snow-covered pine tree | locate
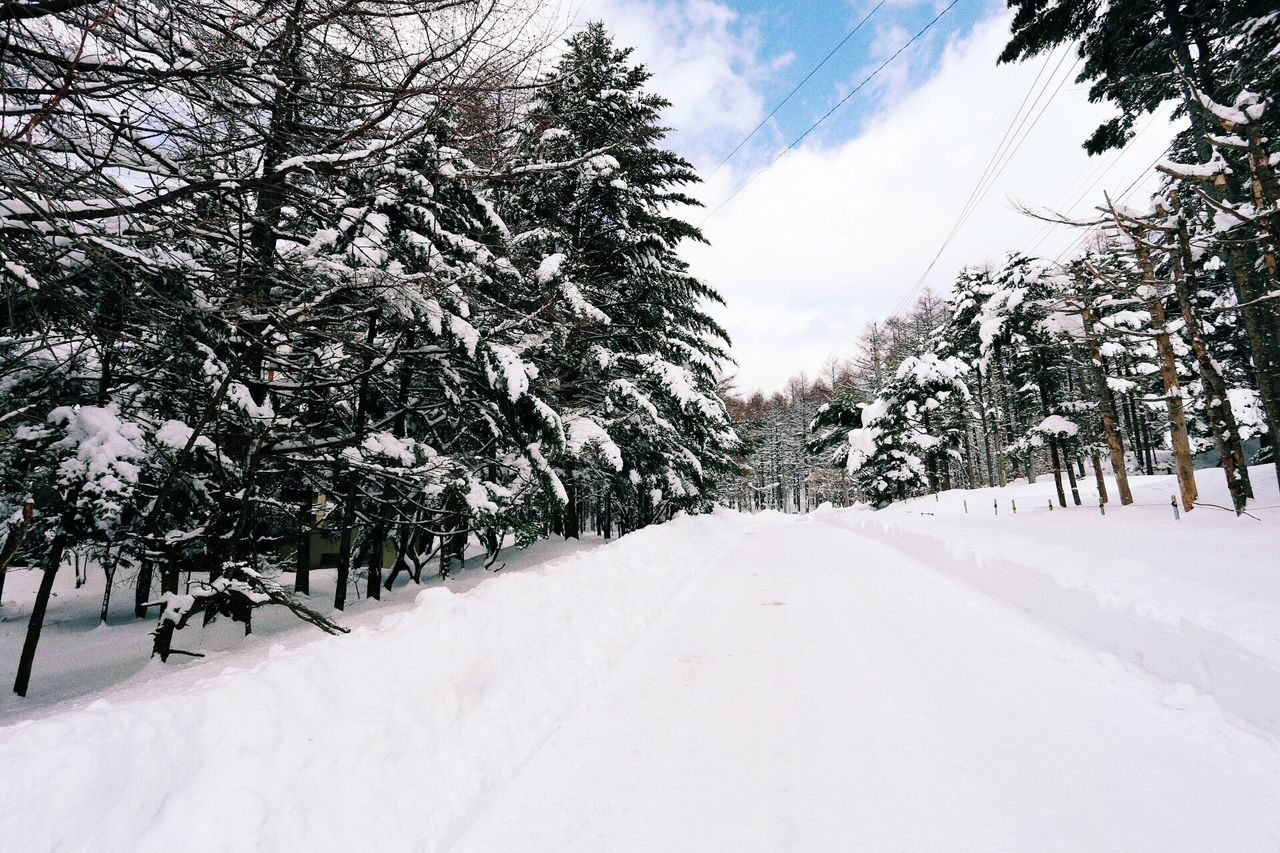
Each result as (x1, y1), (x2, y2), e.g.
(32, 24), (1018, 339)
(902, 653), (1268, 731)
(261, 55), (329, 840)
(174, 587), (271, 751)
(1002, 0), (1280, 487)
(499, 22), (738, 537)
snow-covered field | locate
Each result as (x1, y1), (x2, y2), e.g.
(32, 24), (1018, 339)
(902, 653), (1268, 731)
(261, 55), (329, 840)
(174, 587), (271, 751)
(1, 467), (1278, 851)
(818, 464), (1280, 735)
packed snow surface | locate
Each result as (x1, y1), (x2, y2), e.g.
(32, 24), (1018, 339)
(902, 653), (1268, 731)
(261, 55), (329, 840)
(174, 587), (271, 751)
(2, 467), (1279, 851)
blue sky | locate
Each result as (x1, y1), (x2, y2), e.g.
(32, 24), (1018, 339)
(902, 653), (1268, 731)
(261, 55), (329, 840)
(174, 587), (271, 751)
(566, 0), (1176, 394)
(702, 0), (1000, 162)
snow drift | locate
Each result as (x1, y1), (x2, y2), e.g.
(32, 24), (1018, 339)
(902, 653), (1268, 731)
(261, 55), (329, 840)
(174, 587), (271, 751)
(0, 512), (743, 853)
(813, 466), (1280, 736)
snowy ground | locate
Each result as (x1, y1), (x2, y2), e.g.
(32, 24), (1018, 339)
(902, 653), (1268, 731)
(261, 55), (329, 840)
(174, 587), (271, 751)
(0, 534), (605, 721)
(2, 468), (1278, 851)
(819, 464), (1280, 735)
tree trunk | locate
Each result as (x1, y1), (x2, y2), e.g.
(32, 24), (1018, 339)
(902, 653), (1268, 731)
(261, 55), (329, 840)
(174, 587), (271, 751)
(295, 490), (312, 595)
(384, 519), (415, 590)
(134, 555), (154, 619)
(334, 315), (378, 609)
(1064, 450), (1081, 505)
(1079, 308), (1133, 504)
(562, 460), (580, 540)
(1047, 437), (1068, 507)
(985, 370), (1008, 486)
(13, 524), (69, 697)
(1241, 123), (1280, 336)
(974, 372), (995, 486)
(1171, 208), (1250, 512)
(98, 549), (117, 624)
(366, 521), (385, 601)
(1033, 354), (1066, 505)
(1133, 238), (1197, 511)
(1223, 245), (1280, 487)
(603, 490), (612, 540)
(962, 425), (976, 488)
(334, 471), (357, 611)
(1091, 453), (1109, 504)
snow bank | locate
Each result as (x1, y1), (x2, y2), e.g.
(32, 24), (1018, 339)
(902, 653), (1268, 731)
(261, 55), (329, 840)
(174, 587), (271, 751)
(814, 467), (1280, 736)
(0, 512), (744, 853)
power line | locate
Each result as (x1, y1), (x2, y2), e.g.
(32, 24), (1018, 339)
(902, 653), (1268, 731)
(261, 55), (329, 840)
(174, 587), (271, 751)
(1015, 143), (1126, 249)
(889, 42), (1079, 317)
(698, 0), (964, 227)
(707, 0), (888, 179)
(956, 56), (1081, 237)
(1019, 112), (1161, 256)
(941, 45), (1072, 253)
(1049, 148), (1168, 265)
(891, 50), (1077, 316)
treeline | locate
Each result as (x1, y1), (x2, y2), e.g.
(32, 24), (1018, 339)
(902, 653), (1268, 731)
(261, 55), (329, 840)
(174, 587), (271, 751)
(0, 6), (736, 695)
(736, 0), (1279, 514)
(720, 294), (950, 512)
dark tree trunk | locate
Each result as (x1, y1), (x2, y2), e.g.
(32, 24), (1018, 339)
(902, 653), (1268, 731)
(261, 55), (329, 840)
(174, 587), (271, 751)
(1224, 248), (1280, 489)
(98, 550), (117, 624)
(366, 522), (385, 601)
(13, 524), (69, 697)
(334, 315), (378, 610)
(160, 549), (180, 595)
(384, 520), (416, 590)
(295, 490), (312, 595)
(1048, 438), (1068, 508)
(603, 490), (612, 540)
(1064, 451), (1081, 506)
(334, 472), (357, 611)
(1091, 453), (1109, 504)
(1084, 349), (1132, 504)
(562, 461), (580, 540)
(134, 556), (154, 619)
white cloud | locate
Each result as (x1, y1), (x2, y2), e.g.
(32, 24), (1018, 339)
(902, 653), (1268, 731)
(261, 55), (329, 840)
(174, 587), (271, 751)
(680, 11), (1177, 394)
(568, 0), (774, 165)
(547, 3), (1174, 396)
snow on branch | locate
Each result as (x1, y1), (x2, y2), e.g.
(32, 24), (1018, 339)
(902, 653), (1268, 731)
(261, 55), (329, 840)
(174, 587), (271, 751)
(148, 563), (347, 661)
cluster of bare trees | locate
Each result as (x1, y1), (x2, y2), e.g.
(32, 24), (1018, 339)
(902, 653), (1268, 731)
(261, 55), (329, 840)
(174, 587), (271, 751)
(720, 376), (831, 513)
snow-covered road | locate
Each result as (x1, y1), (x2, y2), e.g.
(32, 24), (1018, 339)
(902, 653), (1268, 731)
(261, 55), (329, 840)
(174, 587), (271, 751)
(3, 508), (1278, 852)
(454, 515), (1280, 852)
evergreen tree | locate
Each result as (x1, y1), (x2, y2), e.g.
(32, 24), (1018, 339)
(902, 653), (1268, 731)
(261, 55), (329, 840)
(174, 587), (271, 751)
(500, 22), (738, 536)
